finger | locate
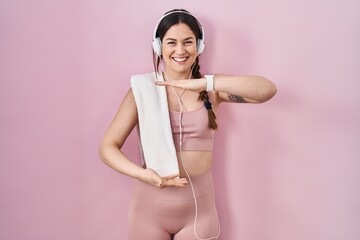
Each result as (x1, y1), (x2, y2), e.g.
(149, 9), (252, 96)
(165, 178), (188, 187)
(175, 177), (188, 182)
(155, 81), (186, 89)
(173, 180), (188, 187)
(155, 81), (168, 86)
(153, 179), (163, 188)
(164, 174), (180, 180)
(149, 174), (163, 187)
(180, 178), (189, 183)
(155, 81), (175, 86)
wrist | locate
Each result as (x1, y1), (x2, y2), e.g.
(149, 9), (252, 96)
(202, 77), (207, 91)
(135, 167), (148, 182)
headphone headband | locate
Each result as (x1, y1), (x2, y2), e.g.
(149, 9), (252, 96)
(152, 10), (205, 56)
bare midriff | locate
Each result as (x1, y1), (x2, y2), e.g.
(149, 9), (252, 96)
(176, 151), (213, 178)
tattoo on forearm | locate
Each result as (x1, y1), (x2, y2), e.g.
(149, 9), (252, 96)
(228, 94), (247, 103)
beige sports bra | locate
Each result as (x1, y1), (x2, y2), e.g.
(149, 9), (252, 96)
(169, 103), (214, 151)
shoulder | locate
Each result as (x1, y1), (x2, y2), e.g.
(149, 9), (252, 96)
(131, 72), (157, 83)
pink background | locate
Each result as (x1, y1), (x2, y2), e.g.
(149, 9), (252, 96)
(1, 0), (359, 239)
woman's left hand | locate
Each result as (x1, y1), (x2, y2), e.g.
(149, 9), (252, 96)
(155, 78), (206, 92)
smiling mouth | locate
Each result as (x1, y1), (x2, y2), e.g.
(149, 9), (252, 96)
(172, 57), (189, 62)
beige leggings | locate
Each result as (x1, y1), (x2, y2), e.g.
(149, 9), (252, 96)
(127, 169), (220, 240)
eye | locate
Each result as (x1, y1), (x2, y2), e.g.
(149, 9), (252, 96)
(184, 41), (193, 46)
(167, 41), (176, 46)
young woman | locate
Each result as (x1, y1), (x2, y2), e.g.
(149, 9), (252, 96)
(99, 9), (276, 240)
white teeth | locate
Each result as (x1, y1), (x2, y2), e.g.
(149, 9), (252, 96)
(173, 57), (187, 62)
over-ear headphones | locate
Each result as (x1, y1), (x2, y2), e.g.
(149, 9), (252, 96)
(152, 10), (205, 57)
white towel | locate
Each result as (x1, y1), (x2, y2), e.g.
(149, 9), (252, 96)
(130, 72), (179, 177)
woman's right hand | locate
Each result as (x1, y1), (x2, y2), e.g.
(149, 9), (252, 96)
(141, 168), (188, 188)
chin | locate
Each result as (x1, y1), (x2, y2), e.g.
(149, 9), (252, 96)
(170, 62), (195, 72)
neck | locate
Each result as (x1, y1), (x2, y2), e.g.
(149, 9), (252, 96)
(163, 69), (192, 81)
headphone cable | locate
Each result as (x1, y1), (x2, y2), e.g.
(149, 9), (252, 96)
(165, 70), (221, 240)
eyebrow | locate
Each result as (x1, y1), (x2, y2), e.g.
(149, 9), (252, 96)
(165, 37), (195, 41)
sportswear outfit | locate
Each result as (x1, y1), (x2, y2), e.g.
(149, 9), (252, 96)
(128, 74), (220, 240)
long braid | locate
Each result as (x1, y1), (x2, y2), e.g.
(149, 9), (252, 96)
(192, 57), (218, 130)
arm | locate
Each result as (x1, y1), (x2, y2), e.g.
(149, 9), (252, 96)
(213, 74), (277, 104)
(98, 88), (187, 188)
(154, 74), (277, 104)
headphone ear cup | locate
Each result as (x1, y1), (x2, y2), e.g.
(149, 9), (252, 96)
(152, 37), (162, 56)
(197, 39), (205, 55)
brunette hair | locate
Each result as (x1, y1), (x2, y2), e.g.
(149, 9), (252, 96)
(153, 9), (218, 130)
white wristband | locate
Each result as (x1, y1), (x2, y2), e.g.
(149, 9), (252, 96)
(204, 75), (214, 91)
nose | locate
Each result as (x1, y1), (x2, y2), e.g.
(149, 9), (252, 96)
(175, 43), (186, 55)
